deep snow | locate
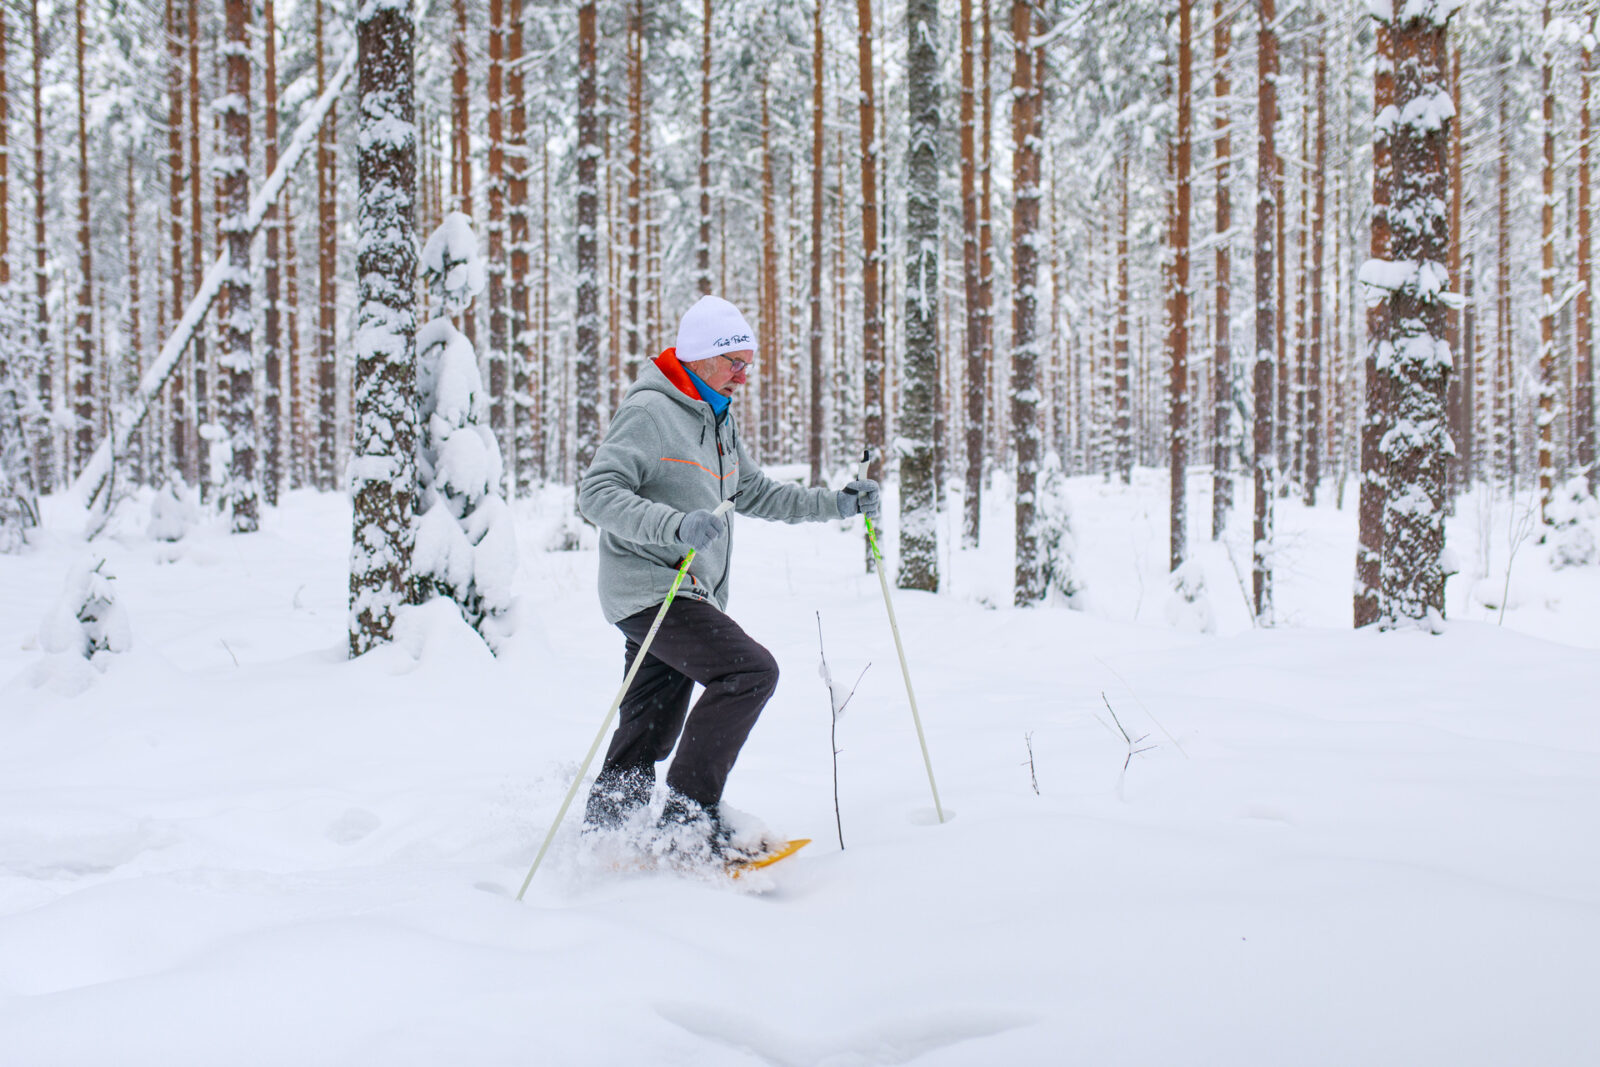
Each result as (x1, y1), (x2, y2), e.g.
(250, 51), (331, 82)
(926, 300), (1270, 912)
(2, 470), (1597, 1065)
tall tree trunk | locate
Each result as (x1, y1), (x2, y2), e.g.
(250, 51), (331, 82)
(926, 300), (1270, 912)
(759, 76), (778, 459)
(1496, 82), (1513, 488)
(1115, 157), (1132, 484)
(167, 0), (188, 486)
(978, 0), (995, 475)
(625, 0), (644, 393)
(73, 0), (94, 477)
(1355, 20), (1394, 627)
(1580, 4), (1597, 496)
(487, 0), (509, 479)
(1170, 0), (1192, 574)
(574, 1), (600, 484)
(126, 153), (143, 483)
(286, 191), (303, 489)
(1539, 0), (1557, 518)
(808, 0), (826, 487)
(188, 0), (207, 493)
(858, 0), (883, 494)
(0, 4), (37, 544)
(451, 0), (473, 349)
(1305, 16), (1327, 508)
(29, 0), (49, 492)
(263, 0), (282, 506)
(220, 0), (256, 532)
(1377, 2), (1457, 628)
(902, 0), (941, 593)
(349, 0), (417, 656)
(508, 0), (533, 498)
(316, 0), (338, 491)
(1253, 0), (1278, 624)
(1445, 39), (1463, 501)
(1010, 0), (1043, 603)
(697, 0), (713, 295)
(1212, 0), (1232, 540)
(959, 0), (983, 547)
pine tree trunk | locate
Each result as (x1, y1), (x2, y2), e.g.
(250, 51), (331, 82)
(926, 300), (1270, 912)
(1170, 0), (1192, 574)
(219, 0), (256, 532)
(1253, 0), (1278, 624)
(1010, 1), (1044, 603)
(857, 0), (883, 493)
(697, 0), (713, 295)
(808, 0), (826, 487)
(759, 76), (777, 459)
(349, 0), (417, 657)
(1115, 157), (1132, 484)
(1212, 0), (1232, 540)
(1355, 20), (1393, 627)
(1580, 6), (1597, 496)
(1377, 2), (1457, 628)
(625, 0), (644, 393)
(959, 0), (983, 547)
(262, 0), (281, 507)
(978, 0), (995, 477)
(574, 1), (600, 485)
(188, 0), (207, 492)
(451, 0), (473, 349)
(73, 0), (93, 477)
(487, 0), (509, 482)
(1444, 41), (1462, 501)
(127, 152), (145, 484)
(316, 0), (338, 491)
(1305, 17), (1327, 508)
(167, 0), (188, 486)
(507, 0), (534, 498)
(29, 0), (49, 493)
(1538, 0), (1557, 518)
(901, 0), (941, 593)
(286, 191), (303, 489)
(1496, 81), (1513, 489)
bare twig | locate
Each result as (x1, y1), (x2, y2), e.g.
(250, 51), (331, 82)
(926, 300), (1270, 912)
(818, 612), (870, 851)
(1023, 732), (1040, 795)
(1102, 692), (1156, 772)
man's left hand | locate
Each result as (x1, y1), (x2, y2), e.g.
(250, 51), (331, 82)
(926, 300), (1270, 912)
(837, 479), (881, 520)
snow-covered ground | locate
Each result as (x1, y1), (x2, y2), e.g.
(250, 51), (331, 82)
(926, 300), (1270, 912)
(2, 472), (1597, 1065)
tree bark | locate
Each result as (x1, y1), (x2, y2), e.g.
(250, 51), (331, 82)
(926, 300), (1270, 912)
(29, 0), (49, 492)
(508, 0), (533, 498)
(1355, 19), (1393, 627)
(1538, 0), (1557, 518)
(1580, 5), (1597, 496)
(316, 0), (339, 491)
(809, 0), (826, 487)
(1376, 2), (1457, 628)
(1306, 16), (1327, 508)
(1212, 0), (1232, 540)
(349, 0), (417, 657)
(487, 0), (509, 482)
(1115, 156), (1132, 484)
(188, 0), (207, 492)
(901, 0), (941, 593)
(167, 0), (188, 486)
(1253, 0), (1278, 624)
(220, 0), (256, 532)
(857, 0), (883, 495)
(574, 1), (600, 484)
(74, 0), (94, 477)
(1010, 0), (1042, 604)
(451, 0), (473, 349)
(697, 0), (713, 295)
(1170, 0), (1192, 574)
(263, 0), (282, 506)
(959, 0), (983, 547)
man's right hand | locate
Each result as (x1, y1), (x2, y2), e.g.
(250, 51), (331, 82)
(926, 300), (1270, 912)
(676, 508), (726, 551)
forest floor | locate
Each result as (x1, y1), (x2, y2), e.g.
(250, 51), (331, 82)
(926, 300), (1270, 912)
(1, 471), (1596, 1065)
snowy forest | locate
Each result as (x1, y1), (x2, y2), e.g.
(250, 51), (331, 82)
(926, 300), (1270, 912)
(2, 2), (1599, 1061)
(0, 0), (1594, 645)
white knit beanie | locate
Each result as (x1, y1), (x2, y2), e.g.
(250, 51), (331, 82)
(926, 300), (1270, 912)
(674, 295), (757, 365)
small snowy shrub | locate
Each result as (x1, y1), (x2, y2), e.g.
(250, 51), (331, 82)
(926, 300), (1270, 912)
(40, 556), (131, 663)
(1164, 559), (1216, 634)
(147, 482), (198, 542)
(1037, 455), (1087, 609)
(414, 214), (518, 652)
(1544, 478), (1599, 570)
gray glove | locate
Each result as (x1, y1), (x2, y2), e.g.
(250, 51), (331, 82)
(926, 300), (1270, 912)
(676, 508), (726, 551)
(836, 479), (881, 519)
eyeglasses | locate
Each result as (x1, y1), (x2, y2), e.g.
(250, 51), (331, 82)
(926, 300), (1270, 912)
(719, 354), (754, 373)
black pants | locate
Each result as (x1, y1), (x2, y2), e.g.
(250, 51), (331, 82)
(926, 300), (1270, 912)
(584, 598), (779, 825)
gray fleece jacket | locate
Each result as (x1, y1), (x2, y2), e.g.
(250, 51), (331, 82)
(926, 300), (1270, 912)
(577, 353), (844, 624)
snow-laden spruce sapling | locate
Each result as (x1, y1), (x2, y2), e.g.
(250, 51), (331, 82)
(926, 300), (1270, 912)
(413, 213), (518, 652)
(1036, 454), (1087, 610)
(817, 612), (869, 850)
(40, 556), (131, 666)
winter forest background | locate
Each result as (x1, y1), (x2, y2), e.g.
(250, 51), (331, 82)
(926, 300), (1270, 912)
(0, 0), (1597, 641)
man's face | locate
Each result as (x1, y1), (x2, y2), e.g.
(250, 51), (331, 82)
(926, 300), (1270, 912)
(688, 349), (753, 397)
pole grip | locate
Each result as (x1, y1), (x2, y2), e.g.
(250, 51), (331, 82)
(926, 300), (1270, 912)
(712, 498), (736, 518)
(858, 448), (872, 483)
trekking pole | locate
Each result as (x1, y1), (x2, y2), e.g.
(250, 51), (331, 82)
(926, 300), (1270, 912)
(516, 497), (737, 901)
(858, 450), (946, 824)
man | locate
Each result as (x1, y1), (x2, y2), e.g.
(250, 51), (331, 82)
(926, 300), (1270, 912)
(577, 294), (880, 860)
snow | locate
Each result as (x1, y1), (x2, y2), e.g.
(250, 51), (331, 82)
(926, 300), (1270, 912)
(2, 472), (1598, 1064)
